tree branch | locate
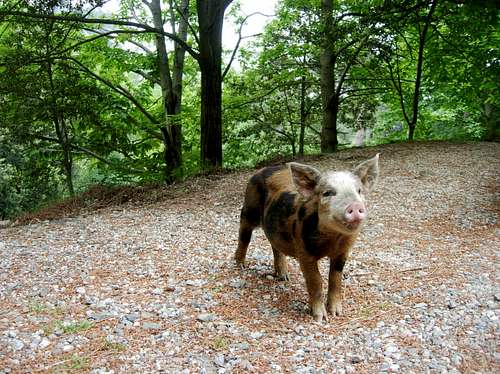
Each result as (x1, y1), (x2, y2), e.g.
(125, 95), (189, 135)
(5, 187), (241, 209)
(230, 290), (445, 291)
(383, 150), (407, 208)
(174, 1), (200, 48)
(63, 57), (163, 140)
(306, 123), (321, 136)
(58, 28), (151, 56)
(0, 10), (201, 60)
(133, 69), (160, 85)
(223, 81), (298, 112)
(334, 33), (370, 102)
(33, 134), (145, 173)
(222, 12), (271, 81)
(339, 88), (390, 104)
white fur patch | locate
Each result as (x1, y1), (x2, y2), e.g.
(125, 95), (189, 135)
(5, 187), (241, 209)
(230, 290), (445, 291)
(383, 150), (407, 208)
(324, 171), (360, 195)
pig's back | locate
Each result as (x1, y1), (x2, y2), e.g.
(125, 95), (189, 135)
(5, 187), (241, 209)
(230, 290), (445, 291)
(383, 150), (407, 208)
(254, 165), (294, 196)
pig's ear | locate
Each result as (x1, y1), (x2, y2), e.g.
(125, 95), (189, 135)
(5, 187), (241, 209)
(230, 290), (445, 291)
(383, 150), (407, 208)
(353, 153), (379, 192)
(288, 162), (321, 198)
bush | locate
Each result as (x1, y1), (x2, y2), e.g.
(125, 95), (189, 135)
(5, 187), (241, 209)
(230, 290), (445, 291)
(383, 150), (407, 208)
(0, 160), (22, 219)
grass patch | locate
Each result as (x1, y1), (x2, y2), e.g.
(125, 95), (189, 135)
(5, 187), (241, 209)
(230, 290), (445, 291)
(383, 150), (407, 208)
(28, 299), (67, 318)
(49, 306), (67, 318)
(211, 286), (223, 294)
(29, 300), (47, 315)
(55, 354), (90, 372)
(59, 320), (93, 334)
(212, 336), (229, 350)
(100, 338), (127, 352)
(43, 320), (93, 336)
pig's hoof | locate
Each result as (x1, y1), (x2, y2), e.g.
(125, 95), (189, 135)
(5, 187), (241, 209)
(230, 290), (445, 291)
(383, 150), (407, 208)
(311, 302), (329, 323)
(327, 301), (343, 316)
(235, 260), (246, 270)
(275, 273), (290, 282)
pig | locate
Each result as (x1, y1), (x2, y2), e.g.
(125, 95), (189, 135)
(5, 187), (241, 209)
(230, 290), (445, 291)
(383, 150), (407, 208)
(234, 154), (379, 322)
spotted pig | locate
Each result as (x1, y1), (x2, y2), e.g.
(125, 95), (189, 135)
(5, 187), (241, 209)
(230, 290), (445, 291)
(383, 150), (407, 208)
(235, 155), (380, 322)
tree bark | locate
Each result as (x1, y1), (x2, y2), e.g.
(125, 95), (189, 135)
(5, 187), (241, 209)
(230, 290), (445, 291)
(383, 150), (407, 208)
(197, 0), (232, 169)
(408, 0), (438, 141)
(46, 38), (74, 195)
(320, 0), (338, 153)
(299, 72), (306, 156)
(149, 0), (188, 182)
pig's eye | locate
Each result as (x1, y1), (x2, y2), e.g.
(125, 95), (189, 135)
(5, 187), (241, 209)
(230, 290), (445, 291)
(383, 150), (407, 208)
(358, 188), (362, 194)
(323, 190), (336, 197)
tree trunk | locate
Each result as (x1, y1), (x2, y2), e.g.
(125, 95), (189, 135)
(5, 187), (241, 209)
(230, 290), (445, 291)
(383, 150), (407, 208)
(407, 0), (438, 141)
(299, 72), (306, 156)
(60, 121), (74, 196)
(150, 0), (187, 182)
(197, 0), (232, 169)
(43, 17), (74, 195)
(481, 102), (500, 141)
(199, 62), (223, 168)
(320, 0), (338, 153)
(172, 0), (189, 106)
(321, 95), (339, 153)
(408, 122), (415, 141)
(46, 56), (74, 195)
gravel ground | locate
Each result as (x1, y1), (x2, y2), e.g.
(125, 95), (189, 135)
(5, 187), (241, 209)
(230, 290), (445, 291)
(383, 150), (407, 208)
(1, 141), (499, 373)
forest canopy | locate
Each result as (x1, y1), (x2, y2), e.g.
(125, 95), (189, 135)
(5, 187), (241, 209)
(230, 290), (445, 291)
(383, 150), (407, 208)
(0, 0), (499, 219)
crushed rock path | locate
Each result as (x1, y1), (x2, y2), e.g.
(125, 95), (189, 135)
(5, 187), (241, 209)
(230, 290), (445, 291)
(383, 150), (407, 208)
(1, 142), (499, 373)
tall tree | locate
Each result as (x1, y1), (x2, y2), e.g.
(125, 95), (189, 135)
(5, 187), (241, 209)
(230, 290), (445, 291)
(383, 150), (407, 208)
(1, 0), (235, 172)
(0, 3), (141, 195)
(197, 0), (232, 168)
(222, 0), (322, 162)
(319, 0), (373, 152)
(379, 0), (439, 141)
(145, 0), (189, 181)
(319, 0), (336, 152)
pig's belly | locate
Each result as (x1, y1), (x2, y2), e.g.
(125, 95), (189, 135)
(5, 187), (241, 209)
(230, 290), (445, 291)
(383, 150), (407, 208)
(264, 230), (299, 258)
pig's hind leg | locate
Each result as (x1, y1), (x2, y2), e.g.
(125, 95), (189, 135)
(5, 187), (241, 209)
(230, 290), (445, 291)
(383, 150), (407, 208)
(272, 247), (289, 281)
(235, 204), (260, 268)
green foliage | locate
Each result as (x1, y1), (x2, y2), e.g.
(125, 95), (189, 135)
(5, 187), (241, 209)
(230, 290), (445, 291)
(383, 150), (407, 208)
(1, 0), (498, 218)
(369, 0), (500, 143)
(222, 0), (324, 165)
(0, 161), (22, 219)
(0, 130), (62, 219)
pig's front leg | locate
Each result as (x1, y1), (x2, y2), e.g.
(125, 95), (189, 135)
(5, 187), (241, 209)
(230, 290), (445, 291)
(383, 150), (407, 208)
(327, 257), (346, 316)
(299, 258), (328, 322)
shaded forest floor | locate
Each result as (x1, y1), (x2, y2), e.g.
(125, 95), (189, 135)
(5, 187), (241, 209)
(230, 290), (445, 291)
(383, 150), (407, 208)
(1, 141), (499, 373)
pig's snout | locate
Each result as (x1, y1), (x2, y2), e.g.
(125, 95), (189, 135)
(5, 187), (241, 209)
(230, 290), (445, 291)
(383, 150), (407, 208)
(345, 202), (366, 223)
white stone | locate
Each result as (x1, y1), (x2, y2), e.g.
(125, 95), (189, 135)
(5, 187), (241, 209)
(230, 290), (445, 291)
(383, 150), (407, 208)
(76, 286), (86, 294)
(38, 338), (50, 349)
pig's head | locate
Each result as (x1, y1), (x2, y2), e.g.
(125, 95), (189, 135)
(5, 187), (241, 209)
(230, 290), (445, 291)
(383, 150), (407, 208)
(288, 154), (379, 235)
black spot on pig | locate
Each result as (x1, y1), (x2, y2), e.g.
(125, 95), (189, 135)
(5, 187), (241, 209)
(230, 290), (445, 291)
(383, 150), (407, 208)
(280, 231), (292, 242)
(302, 212), (327, 257)
(239, 227), (253, 245)
(241, 207), (260, 227)
(333, 258), (346, 272)
(261, 165), (285, 180)
(264, 192), (296, 237)
(247, 174), (269, 218)
(298, 206), (306, 221)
